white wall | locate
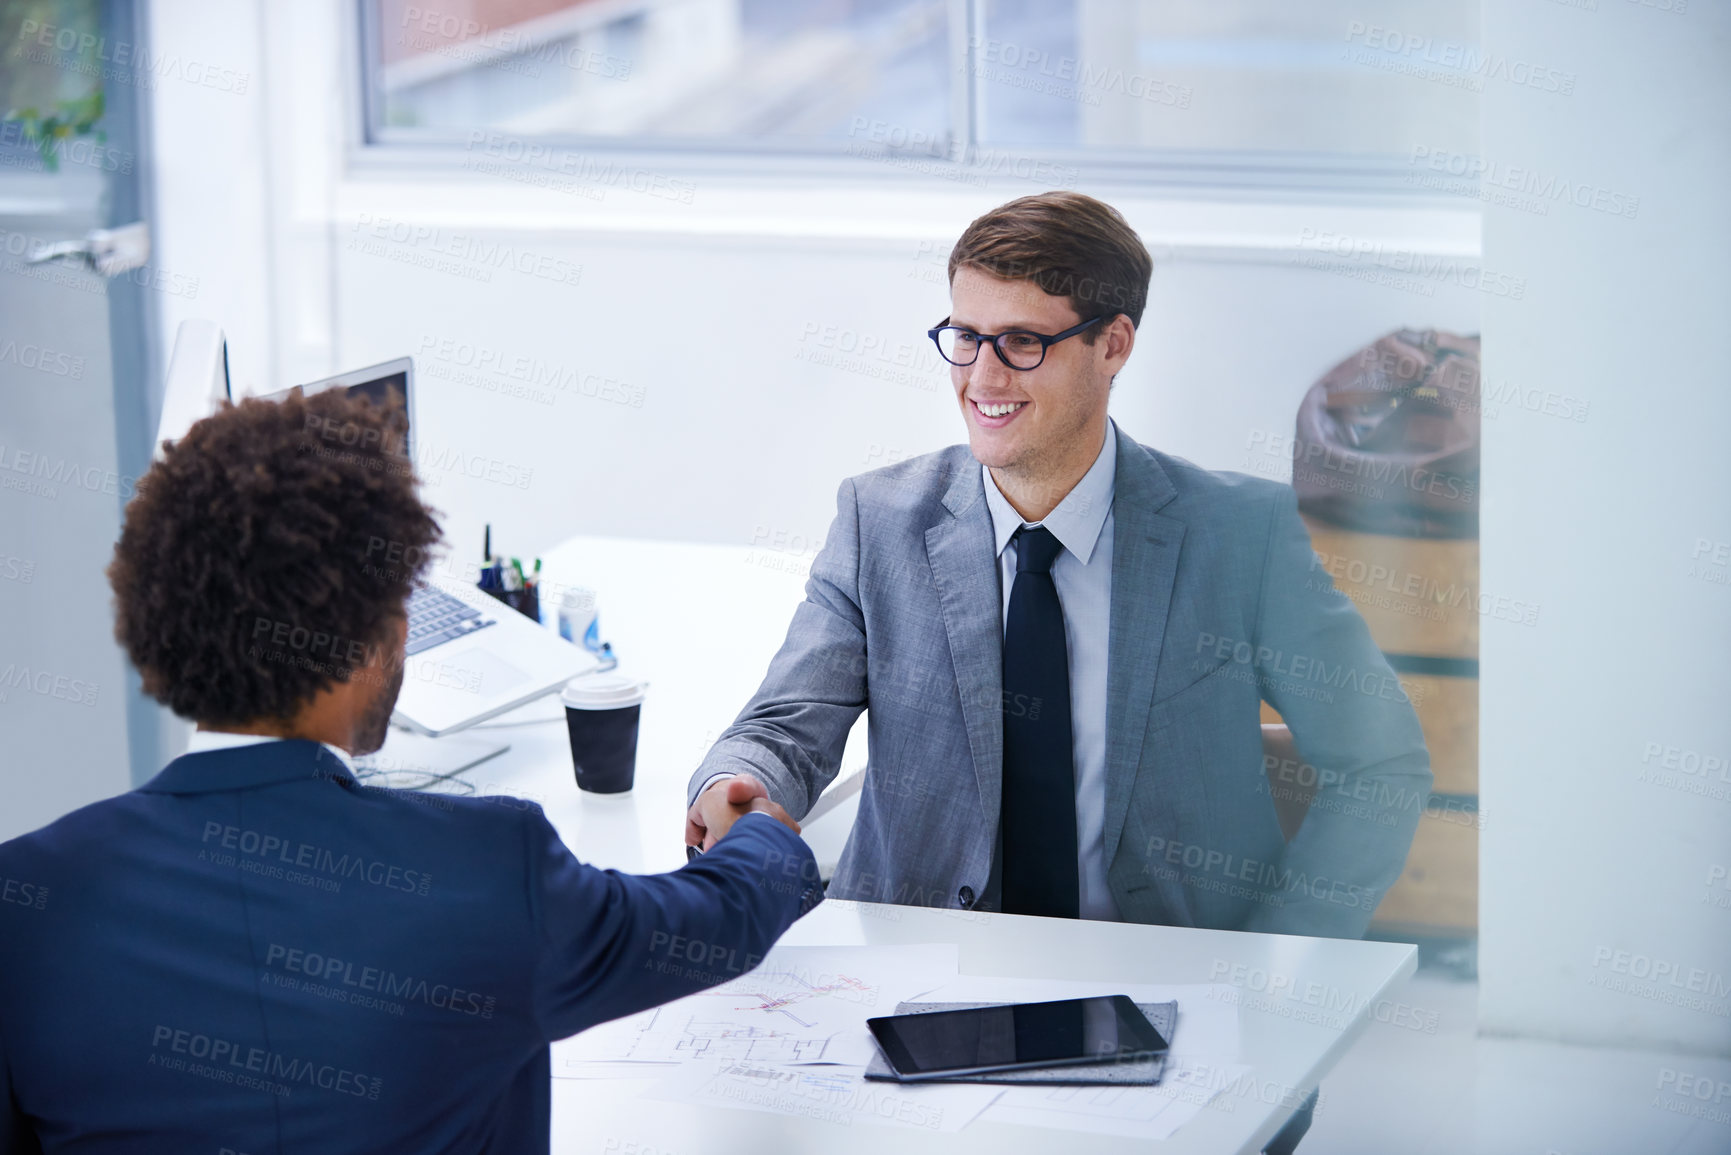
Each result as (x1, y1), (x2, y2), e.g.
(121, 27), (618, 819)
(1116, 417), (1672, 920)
(1478, 0), (1731, 1056)
(146, 0), (277, 400)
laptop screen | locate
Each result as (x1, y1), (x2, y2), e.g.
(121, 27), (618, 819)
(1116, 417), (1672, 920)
(260, 358), (413, 459)
(335, 370), (408, 423)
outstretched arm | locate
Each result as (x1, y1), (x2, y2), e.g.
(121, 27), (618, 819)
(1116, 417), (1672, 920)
(533, 807), (821, 1042)
(685, 478), (870, 843)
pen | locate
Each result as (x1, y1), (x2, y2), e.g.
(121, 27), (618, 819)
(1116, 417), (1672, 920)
(479, 524), (495, 589)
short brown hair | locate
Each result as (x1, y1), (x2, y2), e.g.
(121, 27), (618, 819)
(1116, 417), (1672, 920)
(108, 388), (441, 726)
(948, 192), (1153, 334)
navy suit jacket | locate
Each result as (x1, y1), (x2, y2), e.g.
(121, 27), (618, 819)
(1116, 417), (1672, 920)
(0, 740), (819, 1153)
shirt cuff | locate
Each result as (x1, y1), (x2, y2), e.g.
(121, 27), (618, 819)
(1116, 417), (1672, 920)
(693, 771), (736, 803)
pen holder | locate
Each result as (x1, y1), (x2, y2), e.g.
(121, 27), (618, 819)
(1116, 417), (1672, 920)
(479, 582), (539, 623)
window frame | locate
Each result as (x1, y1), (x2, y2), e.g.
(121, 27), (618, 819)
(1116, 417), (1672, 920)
(353, 0), (1480, 205)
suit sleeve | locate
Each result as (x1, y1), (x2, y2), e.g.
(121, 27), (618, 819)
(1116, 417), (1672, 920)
(686, 478), (869, 818)
(530, 809), (822, 1042)
(1244, 486), (1433, 938)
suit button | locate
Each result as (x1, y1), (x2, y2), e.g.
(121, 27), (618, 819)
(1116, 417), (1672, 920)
(958, 886), (976, 909)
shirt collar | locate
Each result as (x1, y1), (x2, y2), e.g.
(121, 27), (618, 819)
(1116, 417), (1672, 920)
(982, 419), (1118, 566)
(139, 732), (357, 795)
(185, 729), (357, 774)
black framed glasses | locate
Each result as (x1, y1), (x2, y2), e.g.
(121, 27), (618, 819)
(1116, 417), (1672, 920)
(927, 315), (1105, 371)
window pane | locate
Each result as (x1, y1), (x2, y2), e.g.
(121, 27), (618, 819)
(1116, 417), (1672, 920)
(977, 0), (1478, 159)
(373, 0), (951, 151)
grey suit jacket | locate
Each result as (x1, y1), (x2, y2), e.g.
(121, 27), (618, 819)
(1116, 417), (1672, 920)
(690, 426), (1432, 938)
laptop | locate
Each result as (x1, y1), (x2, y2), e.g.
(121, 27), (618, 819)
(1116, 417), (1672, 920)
(261, 357), (596, 736)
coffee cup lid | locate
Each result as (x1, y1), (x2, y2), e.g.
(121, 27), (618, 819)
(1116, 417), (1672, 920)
(561, 671), (648, 710)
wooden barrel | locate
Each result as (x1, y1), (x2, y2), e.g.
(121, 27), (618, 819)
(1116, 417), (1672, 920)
(1262, 515), (1479, 936)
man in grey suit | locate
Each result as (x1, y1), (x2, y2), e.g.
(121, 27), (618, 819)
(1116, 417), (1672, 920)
(686, 191), (1430, 943)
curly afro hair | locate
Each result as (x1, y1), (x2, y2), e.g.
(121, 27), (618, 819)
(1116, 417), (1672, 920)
(109, 387), (442, 727)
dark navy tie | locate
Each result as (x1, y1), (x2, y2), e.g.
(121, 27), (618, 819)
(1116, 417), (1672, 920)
(1000, 525), (1079, 919)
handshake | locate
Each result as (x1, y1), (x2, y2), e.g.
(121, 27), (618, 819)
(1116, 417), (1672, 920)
(683, 773), (801, 852)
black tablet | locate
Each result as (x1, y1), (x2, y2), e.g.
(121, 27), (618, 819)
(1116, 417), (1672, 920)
(867, 994), (1168, 1081)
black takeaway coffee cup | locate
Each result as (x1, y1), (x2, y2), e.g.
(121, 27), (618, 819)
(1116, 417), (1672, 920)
(560, 673), (648, 794)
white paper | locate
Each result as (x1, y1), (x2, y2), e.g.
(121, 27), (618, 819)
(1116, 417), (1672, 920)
(647, 1060), (1002, 1133)
(555, 955), (1257, 1139)
(554, 944), (959, 1074)
(982, 1058), (1255, 1141)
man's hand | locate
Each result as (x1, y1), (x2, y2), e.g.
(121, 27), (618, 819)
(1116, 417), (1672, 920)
(685, 773), (800, 851)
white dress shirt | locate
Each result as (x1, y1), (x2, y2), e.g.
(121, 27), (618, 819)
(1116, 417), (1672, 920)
(183, 729), (357, 774)
(982, 421), (1120, 921)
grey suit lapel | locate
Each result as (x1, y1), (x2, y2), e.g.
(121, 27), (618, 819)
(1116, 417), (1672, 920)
(925, 463), (1004, 833)
(1104, 431), (1186, 863)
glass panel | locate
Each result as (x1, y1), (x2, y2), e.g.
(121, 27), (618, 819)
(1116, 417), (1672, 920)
(977, 0), (1479, 159)
(372, 0), (951, 151)
(2, 0), (149, 822)
(2, 0), (105, 171)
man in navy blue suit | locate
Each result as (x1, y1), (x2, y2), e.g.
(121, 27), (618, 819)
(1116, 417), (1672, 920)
(0, 388), (819, 1153)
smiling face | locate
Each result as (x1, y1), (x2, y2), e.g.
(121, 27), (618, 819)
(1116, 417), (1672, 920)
(948, 266), (1133, 487)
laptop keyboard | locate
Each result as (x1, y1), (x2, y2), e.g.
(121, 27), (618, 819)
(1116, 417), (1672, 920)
(405, 585), (497, 656)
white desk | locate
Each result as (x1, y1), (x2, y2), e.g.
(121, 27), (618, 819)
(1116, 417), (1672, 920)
(440, 536), (1418, 1153)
